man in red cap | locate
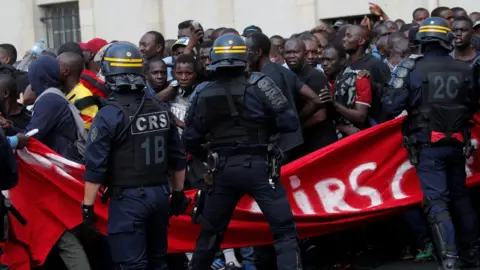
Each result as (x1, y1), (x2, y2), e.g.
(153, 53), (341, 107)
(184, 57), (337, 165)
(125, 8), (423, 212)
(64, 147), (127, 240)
(78, 38), (109, 98)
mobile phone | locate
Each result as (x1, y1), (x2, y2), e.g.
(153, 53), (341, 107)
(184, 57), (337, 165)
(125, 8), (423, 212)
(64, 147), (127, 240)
(191, 21), (204, 44)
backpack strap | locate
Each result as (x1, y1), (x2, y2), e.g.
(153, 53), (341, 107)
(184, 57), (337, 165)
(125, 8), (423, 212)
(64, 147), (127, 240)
(80, 73), (109, 96)
(74, 96), (106, 111)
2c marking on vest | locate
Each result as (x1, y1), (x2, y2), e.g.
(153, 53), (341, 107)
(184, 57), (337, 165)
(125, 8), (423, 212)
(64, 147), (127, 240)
(428, 72), (461, 102)
(130, 111), (170, 135)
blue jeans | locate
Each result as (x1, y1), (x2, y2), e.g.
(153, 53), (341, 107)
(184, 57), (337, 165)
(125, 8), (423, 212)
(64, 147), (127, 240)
(240, 247), (255, 265)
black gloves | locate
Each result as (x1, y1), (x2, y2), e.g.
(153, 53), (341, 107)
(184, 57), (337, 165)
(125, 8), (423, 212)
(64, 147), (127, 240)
(169, 191), (191, 217)
(80, 202), (98, 244)
(82, 203), (95, 227)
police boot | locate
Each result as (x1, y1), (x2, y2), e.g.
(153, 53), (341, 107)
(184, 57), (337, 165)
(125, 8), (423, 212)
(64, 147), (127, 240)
(457, 243), (480, 269)
(436, 253), (461, 270)
(225, 262), (243, 270)
(429, 220), (460, 270)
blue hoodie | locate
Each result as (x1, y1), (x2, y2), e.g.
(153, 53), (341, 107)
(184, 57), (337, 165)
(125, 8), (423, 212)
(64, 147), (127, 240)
(25, 56), (78, 155)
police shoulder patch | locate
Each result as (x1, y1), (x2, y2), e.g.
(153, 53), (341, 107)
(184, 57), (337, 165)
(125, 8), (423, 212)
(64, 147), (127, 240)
(130, 111), (170, 135)
(248, 72), (266, 85)
(89, 126), (98, 142)
(255, 76), (288, 110)
(398, 58), (416, 70)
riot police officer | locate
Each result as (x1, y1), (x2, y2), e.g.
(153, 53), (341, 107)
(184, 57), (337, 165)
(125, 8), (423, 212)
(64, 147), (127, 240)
(383, 17), (480, 270)
(1, 130), (28, 270)
(184, 34), (302, 270)
(81, 41), (189, 270)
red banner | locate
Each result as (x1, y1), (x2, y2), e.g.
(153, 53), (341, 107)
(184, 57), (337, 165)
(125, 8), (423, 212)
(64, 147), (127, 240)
(4, 117), (480, 269)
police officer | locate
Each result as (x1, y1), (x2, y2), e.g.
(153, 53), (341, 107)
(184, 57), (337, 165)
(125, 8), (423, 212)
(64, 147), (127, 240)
(383, 17), (480, 270)
(0, 130), (28, 270)
(184, 34), (301, 270)
(81, 41), (189, 270)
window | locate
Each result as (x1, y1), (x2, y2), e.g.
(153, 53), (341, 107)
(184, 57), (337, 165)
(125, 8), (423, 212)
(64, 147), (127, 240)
(41, 2), (81, 49)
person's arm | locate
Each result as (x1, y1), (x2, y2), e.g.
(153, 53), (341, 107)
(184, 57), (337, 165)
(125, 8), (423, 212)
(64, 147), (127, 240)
(299, 100), (315, 120)
(83, 106), (121, 205)
(6, 125), (25, 135)
(174, 116), (185, 129)
(155, 84), (176, 101)
(319, 77), (371, 124)
(335, 77), (371, 124)
(6, 134), (28, 149)
(303, 109), (327, 128)
(183, 88), (208, 159)
(370, 61), (392, 101)
(184, 28), (203, 56)
(302, 74), (329, 127)
(332, 100), (369, 124)
(298, 82), (323, 105)
(252, 77), (300, 133)
(165, 108), (187, 192)
(382, 72), (412, 121)
(25, 94), (65, 141)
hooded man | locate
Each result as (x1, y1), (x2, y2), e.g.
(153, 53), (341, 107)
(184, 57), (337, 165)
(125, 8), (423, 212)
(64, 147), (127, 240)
(25, 55), (85, 156)
(24, 55), (91, 269)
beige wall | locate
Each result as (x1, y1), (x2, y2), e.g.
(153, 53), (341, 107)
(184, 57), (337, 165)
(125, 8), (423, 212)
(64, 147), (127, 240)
(316, 0), (478, 22)
(0, 0), (478, 60)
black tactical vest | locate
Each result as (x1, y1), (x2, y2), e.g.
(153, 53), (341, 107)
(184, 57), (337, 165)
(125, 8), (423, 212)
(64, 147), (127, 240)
(107, 92), (170, 188)
(197, 76), (270, 149)
(408, 58), (472, 142)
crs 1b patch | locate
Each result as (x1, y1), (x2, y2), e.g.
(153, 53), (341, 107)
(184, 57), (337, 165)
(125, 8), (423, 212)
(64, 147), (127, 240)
(130, 111), (170, 135)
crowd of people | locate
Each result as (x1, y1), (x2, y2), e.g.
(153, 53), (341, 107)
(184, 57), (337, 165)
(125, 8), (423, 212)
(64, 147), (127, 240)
(0, 2), (480, 270)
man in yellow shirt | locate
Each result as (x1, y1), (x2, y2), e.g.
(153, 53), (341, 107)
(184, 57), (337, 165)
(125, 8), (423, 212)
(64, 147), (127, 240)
(58, 52), (99, 131)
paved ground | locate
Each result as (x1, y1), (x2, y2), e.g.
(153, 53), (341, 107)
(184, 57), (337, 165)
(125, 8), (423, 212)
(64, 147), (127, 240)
(375, 260), (480, 269)
(375, 261), (437, 270)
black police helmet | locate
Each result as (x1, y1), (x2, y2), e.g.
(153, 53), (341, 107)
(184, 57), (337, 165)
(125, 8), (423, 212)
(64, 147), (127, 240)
(416, 17), (454, 51)
(101, 41), (144, 78)
(101, 42), (146, 92)
(208, 34), (247, 71)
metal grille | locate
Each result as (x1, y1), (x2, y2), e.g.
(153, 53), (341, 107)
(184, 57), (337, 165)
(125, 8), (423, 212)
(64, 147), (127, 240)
(41, 2), (81, 49)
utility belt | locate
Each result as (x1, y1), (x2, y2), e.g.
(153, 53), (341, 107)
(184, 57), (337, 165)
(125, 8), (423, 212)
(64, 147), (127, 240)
(192, 145), (281, 225)
(0, 197), (27, 242)
(203, 146), (269, 186)
(99, 183), (166, 204)
(267, 143), (284, 188)
(403, 128), (475, 165)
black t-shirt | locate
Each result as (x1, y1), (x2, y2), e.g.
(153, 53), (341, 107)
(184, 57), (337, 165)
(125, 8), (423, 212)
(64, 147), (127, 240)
(465, 51), (480, 66)
(261, 62), (304, 152)
(6, 106), (31, 135)
(348, 54), (391, 123)
(292, 65), (337, 155)
(294, 65), (328, 109)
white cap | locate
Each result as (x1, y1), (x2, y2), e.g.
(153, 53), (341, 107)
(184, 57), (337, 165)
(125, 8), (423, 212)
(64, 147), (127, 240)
(474, 21), (480, 29)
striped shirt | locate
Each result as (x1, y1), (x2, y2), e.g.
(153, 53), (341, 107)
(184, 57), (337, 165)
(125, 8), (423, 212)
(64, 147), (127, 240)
(66, 83), (98, 131)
